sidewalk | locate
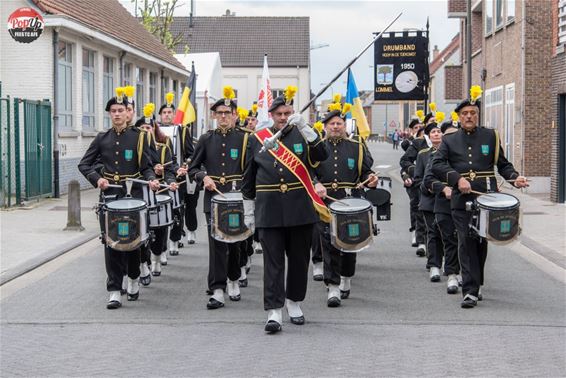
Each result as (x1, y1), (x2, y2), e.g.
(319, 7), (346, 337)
(0, 189), (101, 285)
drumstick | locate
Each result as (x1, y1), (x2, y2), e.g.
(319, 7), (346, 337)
(162, 161), (173, 167)
(325, 195), (350, 206)
(356, 171), (381, 189)
(213, 187), (227, 198)
(156, 180), (187, 194)
(106, 184), (123, 189)
(470, 190), (497, 197)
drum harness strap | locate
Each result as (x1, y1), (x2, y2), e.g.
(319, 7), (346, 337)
(256, 182), (304, 193)
(103, 171), (142, 183)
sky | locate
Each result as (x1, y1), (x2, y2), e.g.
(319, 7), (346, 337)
(124, 0), (460, 96)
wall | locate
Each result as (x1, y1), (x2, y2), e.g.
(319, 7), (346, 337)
(430, 47), (462, 114)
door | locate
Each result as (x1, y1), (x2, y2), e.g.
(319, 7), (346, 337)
(23, 99), (52, 199)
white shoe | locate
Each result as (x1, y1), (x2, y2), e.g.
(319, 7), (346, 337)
(416, 243), (426, 257)
(339, 276), (351, 299)
(313, 262), (323, 281)
(160, 252), (168, 265)
(245, 256), (252, 271)
(151, 253), (161, 276)
(140, 263), (150, 278)
(429, 267), (441, 282)
(121, 275), (128, 292)
(212, 288), (225, 303)
(411, 231), (417, 246)
(447, 274), (459, 294)
(240, 267), (247, 280)
(127, 277), (139, 300)
(227, 280), (241, 301)
(285, 299), (303, 318)
(188, 230), (196, 244)
(107, 291), (122, 309)
(253, 240), (262, 254)
(327, 284), (341, 307)
(169, 240), (179, 256)
(265, 308), (283, 332)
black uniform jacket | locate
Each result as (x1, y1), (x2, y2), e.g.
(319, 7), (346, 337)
(430, 127), (519, 210)
(400, 137), (429, 181)
(149, 137), (177, 184)
(78, 126), (156, 198)
(422, 150), (451, 215)
(315, 136), (374, 202)
(400, 135), (413, 152)
(241, 125), (329, 228)
(414, 147), (435, 212)
(188, 126), (250, 213)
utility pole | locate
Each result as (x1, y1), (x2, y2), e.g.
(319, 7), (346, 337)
(467, 0), (472, 89)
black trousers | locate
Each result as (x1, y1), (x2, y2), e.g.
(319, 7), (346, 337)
(169, 207), (184, 242)
(258, 224), (313, 310)
(105, 247), (140, 292)
(184, 191), (200, 232)
(452, 210), (488, 298)
(206, 214), (241, 290)
(150, 226), (168, 256)
(318, 222), (356, 286)
(422, 211), (444, 269)
(239, 235), (254, 268)
(436, 212), (460, 275)
(140, 244), (150, 264)
(311, 224), (323, 264)
(407, 187), (425, 243)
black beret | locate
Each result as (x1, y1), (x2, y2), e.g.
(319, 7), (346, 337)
(134, 116), (155, 128)
(268, 95), (293, 113)
(454, 99), (480, 113)
(408, 118), (420, 129)
(321, 110), (346, 124)
(424, 122), (440, 136)
(210, 98), (237, 112)
(416, 127), (425, 137)
(159, 103), (175, 114)
(105, 96), (130, 112)
(440, 120), (457, 134)
(423, 112), (434, 124)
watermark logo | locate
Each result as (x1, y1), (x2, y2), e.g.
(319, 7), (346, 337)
(7, 7), (44, 44)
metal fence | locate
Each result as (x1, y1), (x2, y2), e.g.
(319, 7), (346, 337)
(0, 83), (52, 207)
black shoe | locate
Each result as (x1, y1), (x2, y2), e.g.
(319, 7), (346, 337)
(447, 286), (458, 295)
(255, 248), (263, 255)
(239, 278), (248, 288)
(289, 316), (305, 325)
(430, 275), (441, 283)
(340, 290), (350, 299)
(151, 271), (161, 277)
(229, 294), (241, 301)
(127, 292), (139, 301)
(313, 274), (323, 282)
(178, 242), (184, 248)
(411, 241), (418, 247)
(161, 261), (167, 266)
(120, 289), (127, 295)
(478, 293), (483, 301)
(107, 300), (121, 309)
(327, 297), (341, 307)
(207, 298), (225, 310)
(461, 297), (478, 308)
(140, 275), (151, 286)
(264, 320), (282, 333)
(170, 249), (179, 256)
(416, 249), (426, 257)
(206, 289), (213, 295)
(245, 266), (251, 275)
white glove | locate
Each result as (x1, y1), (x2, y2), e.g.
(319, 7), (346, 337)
(243, 199), (255, 231)
(256, 118), (273, 131)
(288, 114), (317, 142)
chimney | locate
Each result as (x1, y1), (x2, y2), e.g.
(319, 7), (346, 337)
(433, 45), (440, 60)
(223, 9), (235, 17)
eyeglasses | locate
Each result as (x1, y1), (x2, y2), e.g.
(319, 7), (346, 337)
(215, 111), (232, 116)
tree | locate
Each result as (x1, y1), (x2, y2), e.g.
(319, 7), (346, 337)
(378, 65), (392, 83)
(134, 0), (188, 53)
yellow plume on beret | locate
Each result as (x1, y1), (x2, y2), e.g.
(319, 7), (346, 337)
(313, 121), (324, 133)
(143, 103), (155, 118)
(416, 110), (425, 122)
(332, 93), (342, 104)
(341, 103), (352, 116)
(328, 102), (342, 112)
(251, 103), (258, 114)
(284, 85), (298, 104)
(124, 85), (135, 99)
(238, 107), (248, 122)
(429, 102), (437, 113)
(470, 85), (483, 103)
(435, 111), (445, 123)
(165, 92), (175, 107)
(451, 111), (459, 122)
(115, 87), (125, 103)
(223, 86), (236, 100)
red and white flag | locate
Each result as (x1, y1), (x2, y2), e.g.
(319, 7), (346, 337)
(256, 54), (273, 129)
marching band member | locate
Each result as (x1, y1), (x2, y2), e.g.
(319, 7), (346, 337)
(136, 104), (180, 276)
(244, 104), (263, 256)
(241, 86), (329, 333)
(413, 114), (446, 283)
(431, 86), (528, 308)
(78, 88), (160, 309)
(313, 97), (377, 307)
(311, 121), (325, 282)
(400, 111), (428, 255)
(188, 86), (250, 309)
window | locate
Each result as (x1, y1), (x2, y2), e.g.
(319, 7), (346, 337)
(123, 63), (132, 86)
(82, 48), (96, 129)
(560, 0), (566, 45)
(149, 72), (157, 104)
(484, 86), (503, 138)
(507, 0), (515, 23)
(172, 80), (178, 98)
(504, 84), (515, 163)
(161, 76), (169, 98)
(271, 89), (284, 99)
(485, 0), (493, 35)
(495, 0), (504, 29)
(135, 67), (145, 117)
(57, 41), (73, 129)
(103, 57), (114, 129)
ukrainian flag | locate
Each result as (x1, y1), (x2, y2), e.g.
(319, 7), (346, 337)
(346, 68), (370, 139)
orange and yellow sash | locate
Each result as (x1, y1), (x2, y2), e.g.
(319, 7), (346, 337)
(254, 128), (331, 223)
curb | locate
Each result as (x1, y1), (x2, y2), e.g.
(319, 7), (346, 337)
(0, 232), (99, 286)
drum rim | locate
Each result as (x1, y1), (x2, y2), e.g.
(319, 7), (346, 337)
(329, 197), (372, 213)
(211, 192), (243, 202)
(476, 192), (520, 210)
(156, 194), (173, 204)
(105, 199), (147, 211)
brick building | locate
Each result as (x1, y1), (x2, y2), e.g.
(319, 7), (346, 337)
(448, 0), (556, 196)
(429, 34), (462, 114)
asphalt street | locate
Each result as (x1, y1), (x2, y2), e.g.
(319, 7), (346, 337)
(1, 141), (564, 377)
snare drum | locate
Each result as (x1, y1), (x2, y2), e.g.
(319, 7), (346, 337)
(104, 199), (149, 251)
(364, 176), (392, 221)
(329, 197), (374, 252)
(168, 189), (183, 209)
(211, 192), (253, 243)
(141, 184), (158, 208)
(149, 195), (174, 228)
(470, 192), (521, 243)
